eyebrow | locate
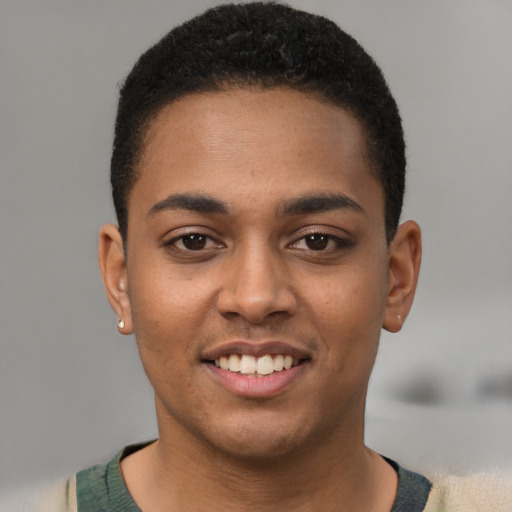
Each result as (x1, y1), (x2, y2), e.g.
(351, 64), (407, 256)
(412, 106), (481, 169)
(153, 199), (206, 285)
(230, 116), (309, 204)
(147, 192), (364, 218)
(280, 193), (364, 216)
(147, 193), (229, 217)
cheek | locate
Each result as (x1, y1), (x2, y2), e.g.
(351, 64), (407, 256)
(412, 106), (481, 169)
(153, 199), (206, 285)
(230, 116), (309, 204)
(305, 262), (388, 365)
(127, 264), (211, 359)
(129, 250), (211, 317)
(128, 279), (202, 400)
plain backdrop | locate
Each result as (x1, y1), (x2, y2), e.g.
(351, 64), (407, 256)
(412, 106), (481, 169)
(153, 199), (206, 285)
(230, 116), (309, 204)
(1, 0), (511, 492)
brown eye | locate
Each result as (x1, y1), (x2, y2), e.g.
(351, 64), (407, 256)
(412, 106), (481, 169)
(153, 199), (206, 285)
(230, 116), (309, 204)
(305, 234), (329, 250)
(181, 234), (207, 250)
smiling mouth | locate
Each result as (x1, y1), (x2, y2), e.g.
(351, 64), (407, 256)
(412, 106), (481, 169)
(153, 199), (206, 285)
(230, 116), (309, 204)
(210, 354), (302, 377)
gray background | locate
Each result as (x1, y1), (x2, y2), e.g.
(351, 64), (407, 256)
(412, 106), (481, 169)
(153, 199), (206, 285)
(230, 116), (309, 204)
(1, 0), (511, 492)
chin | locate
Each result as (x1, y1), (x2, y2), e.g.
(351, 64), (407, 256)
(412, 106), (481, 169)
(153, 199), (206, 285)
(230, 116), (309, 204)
(212, 434), (304, 464)
(202, 414), (315, 463)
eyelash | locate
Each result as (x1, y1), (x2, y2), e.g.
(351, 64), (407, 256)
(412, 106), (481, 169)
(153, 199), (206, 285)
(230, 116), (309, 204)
(289, 232), (352, 252)
(165, 233), (222, 252)
(164, 230), (352, 255)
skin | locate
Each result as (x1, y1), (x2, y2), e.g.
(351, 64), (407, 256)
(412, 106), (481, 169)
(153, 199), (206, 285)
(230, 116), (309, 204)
(99, 88), (421, 511)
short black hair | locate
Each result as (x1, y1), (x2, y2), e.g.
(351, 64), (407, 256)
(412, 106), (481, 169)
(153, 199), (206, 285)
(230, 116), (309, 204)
(111, 2), (405, 243)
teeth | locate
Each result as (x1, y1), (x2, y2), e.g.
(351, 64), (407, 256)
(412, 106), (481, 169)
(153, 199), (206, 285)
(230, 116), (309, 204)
(273, 354), (284, 371)
(228, 354), (241, 372)
(214, 354), (300, 376)
(240, 354), (257, 374)
(256, 354), (274, 375)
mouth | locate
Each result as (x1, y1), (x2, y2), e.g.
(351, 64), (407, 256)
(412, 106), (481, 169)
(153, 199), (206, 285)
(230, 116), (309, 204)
(211, 353), (301, 377)
(201, 342), (311, 397)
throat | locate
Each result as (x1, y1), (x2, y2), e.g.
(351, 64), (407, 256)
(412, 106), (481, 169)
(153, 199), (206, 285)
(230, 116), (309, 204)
(121, 437), (394, 512)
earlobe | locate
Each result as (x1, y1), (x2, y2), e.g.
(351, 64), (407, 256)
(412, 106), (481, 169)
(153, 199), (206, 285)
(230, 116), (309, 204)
(98, 224), (133, 335)
(382, 220), (422, 333)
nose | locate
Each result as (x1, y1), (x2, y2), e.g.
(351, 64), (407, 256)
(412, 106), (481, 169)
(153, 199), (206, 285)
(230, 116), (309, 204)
(216, 242), (298, 324)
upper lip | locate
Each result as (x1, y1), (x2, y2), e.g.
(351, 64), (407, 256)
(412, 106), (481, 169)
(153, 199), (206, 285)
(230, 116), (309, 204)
(201, 341), (312, 361)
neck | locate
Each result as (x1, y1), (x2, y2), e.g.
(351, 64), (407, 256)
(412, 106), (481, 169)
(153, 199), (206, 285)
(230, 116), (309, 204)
(121, 414), (397, 512)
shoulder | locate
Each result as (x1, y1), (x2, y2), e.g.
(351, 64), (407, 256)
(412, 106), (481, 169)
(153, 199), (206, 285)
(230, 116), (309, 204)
(424, 470), (512, 512)
(0, 476), (76, 512)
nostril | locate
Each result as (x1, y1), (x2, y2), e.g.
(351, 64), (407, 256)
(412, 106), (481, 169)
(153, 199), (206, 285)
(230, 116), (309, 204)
(217, 287), (298, 324)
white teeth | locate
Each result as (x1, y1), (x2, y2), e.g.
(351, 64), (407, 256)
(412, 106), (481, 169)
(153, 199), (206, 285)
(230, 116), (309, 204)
(214, 353), (301, 375)
(273, 354), (284, 371)
(256, 355), (274, 375)
(240, 354), (257, 374)
(228, 354), (241, 372)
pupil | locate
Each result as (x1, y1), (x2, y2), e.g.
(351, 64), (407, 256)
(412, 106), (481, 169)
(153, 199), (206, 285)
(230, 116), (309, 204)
(306, 234), (328, 250)
(183, 234), (206, 250)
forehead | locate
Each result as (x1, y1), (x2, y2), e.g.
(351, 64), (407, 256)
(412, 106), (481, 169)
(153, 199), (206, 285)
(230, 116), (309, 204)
(131, 87), (382, 222)
(142, 87), (368, 167)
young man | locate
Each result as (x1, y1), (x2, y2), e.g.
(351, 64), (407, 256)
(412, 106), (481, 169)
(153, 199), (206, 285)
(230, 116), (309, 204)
(89, 3), (427, 510)
(4, 3), (510, 511)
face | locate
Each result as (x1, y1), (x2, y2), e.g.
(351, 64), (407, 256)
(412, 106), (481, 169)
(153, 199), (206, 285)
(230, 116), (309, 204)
(103, 88), (410, 460)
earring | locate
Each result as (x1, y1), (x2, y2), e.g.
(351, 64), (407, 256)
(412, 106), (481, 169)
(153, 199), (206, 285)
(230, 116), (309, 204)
(397, 314), (402, 323)
(117, 319), (125, 331)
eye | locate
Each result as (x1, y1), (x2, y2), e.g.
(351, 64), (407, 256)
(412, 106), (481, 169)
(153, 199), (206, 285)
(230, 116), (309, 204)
(290, 232), (352, 252)
(180, 233), (208, 251)
(303, 233), (330, 251)
(167, 233), (221, 252)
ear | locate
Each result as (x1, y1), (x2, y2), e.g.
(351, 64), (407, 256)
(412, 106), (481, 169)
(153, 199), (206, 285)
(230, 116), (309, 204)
(382, 220), (422, 333)
(98, 224), (133, 335)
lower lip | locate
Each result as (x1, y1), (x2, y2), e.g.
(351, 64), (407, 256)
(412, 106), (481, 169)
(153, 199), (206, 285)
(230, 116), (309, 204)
(205, 362), (307, 398)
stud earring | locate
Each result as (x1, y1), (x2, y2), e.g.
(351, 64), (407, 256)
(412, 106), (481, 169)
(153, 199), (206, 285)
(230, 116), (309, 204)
(117, 319), (125, 331)
(397, 314), (402, 323)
